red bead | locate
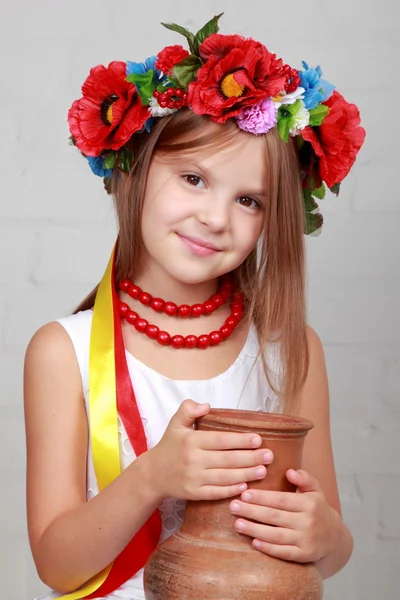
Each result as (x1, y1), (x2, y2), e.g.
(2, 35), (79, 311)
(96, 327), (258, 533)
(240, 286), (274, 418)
(175, 88), (183, 97)
(204, 300), (217, 314)
(150, 297), (164, 312)
(164, 302), (178, 316)
(134, 318), (148, 333)
(220, 288), (231, 301)
(211, 293), (224, 307)
(175, 100), (183, 109)
(231, 301), (244, 311)
(139, 291), (152, 306)
(191, 303), (205, 317)
(220, 324), (233, 339)
(171, 335), (185, 349)
(185, 335), (198, 348)
(128, 284), (141, 299)
(160, 100), (167, 108)
(160, 93), (167, 101)
(153, 90), (160, 98)
(146, 324), (160, 339)
(210, 331), (223, 346)
(126, 310), (138, 325)
(166, 87), (174, 97)
(178, 304), (191, 318)
(226, 316), (238, 328)
(232, 292), (244, 302)
(119, 280), (131, 293)
(119, 302), (129, 317)
(232, 308), (243, 319)
(167, 100), (175, 109)
(157, 331), (171, 346)
(198, 334), (211, 349)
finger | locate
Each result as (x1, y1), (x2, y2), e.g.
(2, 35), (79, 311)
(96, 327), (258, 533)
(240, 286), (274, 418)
(204, 448), (273, 469)
(172, 400), (210, 429)
(240, 489), (307, 512)
(200, 482), (248, 501)
(203, 465), (267, 486)
(196, 430), (264, 451)
(252, 540), (304, 562)
(286, 469), (323, 493)
(229, 500), (297, 529)
(234, 519), (297, 546)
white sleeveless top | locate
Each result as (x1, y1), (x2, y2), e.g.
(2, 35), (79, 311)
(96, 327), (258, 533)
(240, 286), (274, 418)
(36, 309), (281, 600)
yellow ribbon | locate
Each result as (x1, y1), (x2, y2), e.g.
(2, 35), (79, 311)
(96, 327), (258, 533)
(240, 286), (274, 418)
(58, 244), (119, 599)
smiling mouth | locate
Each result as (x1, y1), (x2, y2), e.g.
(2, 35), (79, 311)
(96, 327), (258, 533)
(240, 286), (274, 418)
(177, 234), (221, 256)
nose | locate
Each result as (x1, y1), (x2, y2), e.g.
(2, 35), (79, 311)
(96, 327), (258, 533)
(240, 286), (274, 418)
(197, 194), (230, 233)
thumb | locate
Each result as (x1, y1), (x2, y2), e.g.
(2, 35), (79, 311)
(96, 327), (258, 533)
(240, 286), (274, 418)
(172, 399), (211, 429)
(287, 469), (322, 493)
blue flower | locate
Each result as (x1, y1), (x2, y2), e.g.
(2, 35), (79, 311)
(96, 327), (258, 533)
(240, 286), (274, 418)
(299, 61), (335, 110)
(126, 55), (166, 83)
(87, 156), (113, 178)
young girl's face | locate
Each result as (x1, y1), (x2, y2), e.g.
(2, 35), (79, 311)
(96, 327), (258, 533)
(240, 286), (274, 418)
(140, 129), (267, 286)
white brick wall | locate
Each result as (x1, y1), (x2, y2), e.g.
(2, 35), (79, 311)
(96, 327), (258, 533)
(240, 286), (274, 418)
(1, 1), (398, 598)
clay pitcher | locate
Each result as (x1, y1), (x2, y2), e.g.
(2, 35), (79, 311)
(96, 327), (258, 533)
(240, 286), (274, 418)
(144, 408), (323, 599)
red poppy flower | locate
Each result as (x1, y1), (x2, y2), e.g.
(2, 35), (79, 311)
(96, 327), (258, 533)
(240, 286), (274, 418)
(68, 61), (149, 157)
(301, 91), (366, 188)
(188, 34), (287, 123)
(155, 45), (189, 75)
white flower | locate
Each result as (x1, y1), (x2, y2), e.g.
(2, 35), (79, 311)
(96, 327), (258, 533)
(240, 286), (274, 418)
(274, 86), (305, 108)
(289, 100), (310, 136)
(149, 97), (177, 118)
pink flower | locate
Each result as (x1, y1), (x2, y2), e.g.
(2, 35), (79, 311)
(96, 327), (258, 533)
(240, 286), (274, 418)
(237, 98), (278, 134)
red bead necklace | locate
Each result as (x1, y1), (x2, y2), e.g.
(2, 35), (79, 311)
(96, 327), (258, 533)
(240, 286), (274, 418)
(118, 275), (244, 349)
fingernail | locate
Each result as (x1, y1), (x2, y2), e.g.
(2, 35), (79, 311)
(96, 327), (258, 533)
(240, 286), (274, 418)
(252, 436), (262, 446)
(235, 520), (245, 531)
(239, 483), (247, 492)
(264, 450), (273, 463)
(230, 502), (240, 513)
(256, 466), (266, 478)
(253, 539), (262, 550)
(242, 492), (252, 502)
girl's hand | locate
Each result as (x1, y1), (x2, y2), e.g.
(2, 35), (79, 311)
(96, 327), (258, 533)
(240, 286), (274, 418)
(229, 469), (342, 563)
(147, 400), (274, 502)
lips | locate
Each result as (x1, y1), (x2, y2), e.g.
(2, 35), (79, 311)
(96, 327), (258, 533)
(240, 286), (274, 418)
(179, 234), (221, 251)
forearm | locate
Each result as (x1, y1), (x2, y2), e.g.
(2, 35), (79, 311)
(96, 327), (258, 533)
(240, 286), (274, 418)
(315, 509), (353, 579)
(33, 452), (161, 594)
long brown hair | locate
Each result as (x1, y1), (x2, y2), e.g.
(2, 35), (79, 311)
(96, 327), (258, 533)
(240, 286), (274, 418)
(75, 110), (308, 414)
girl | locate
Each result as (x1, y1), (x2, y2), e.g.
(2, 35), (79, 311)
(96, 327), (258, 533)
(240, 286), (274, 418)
(24, 14), (365, 600)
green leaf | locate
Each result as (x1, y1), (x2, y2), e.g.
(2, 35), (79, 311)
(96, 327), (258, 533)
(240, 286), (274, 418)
(103, 153), (116, 169)
(330, 182), (341, 196)
(193, 13), (223, 54)
(308, 104), (329, 127)
(303, 189), (320, 214)
(305, 211), (323, 236)
(126, 70), (156, 106)
(312, 184), (326, 200)
(277, 107), (292, 143)
(161, 21), (196, 54)
(173, 55), (202, 89)
(116, 147), (133, 173)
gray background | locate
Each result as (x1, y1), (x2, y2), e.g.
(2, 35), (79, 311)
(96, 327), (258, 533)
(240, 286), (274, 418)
(0, 0), (398, 598)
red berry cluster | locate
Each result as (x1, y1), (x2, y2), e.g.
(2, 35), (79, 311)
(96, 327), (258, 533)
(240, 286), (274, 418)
(153, 87), (189, 110)
(269, 53), (301, 94)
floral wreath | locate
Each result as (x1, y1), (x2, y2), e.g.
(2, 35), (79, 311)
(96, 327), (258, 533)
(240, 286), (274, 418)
(68, 14), (365, 235)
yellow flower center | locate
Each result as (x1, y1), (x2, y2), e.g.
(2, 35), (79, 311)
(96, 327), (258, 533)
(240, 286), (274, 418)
(106, 104), (113, 125)
(221, 73), (245, 98)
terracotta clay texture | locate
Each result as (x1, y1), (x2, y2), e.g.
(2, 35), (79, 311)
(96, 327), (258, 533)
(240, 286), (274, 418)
(144, 408), (324, 599)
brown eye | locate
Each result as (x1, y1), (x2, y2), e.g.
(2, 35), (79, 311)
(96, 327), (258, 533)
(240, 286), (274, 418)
(237, 196), (260, 209)
(183, 174), (205, 187)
